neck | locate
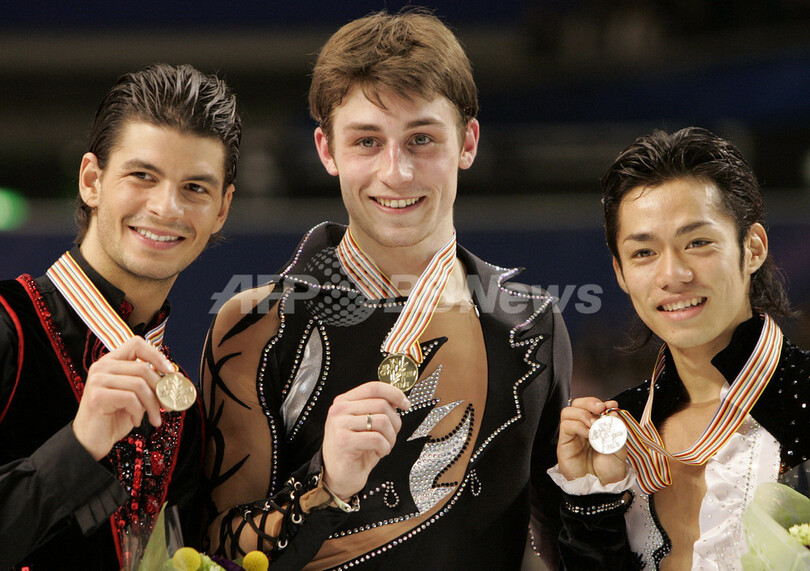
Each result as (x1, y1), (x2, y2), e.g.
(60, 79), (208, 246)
(349, 228), (453, 295)
(124, 283), (171, 328)
(669, 348), (727, 404)
(667, 309), (754, 403)
(78, 243), (173, 328)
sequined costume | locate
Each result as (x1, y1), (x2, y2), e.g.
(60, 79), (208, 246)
(0, 248), (203, 571)
(553, 314), (810, 570)
(203, 222), (571, 569)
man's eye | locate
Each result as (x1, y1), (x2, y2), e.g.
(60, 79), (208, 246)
(412, 134), (431, 145)
(687, 239), (711, 248)
(632, 249), (654, 258)
(187, 183), (207, 194)
(131, 172), (151, 181)
(358, 138), (376, 148)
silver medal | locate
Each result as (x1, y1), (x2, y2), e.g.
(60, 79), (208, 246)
(588, 415), (628, 455)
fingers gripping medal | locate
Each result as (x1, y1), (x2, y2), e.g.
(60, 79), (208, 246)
(378, 354), (419, 393)
(589, 414), (628, 455)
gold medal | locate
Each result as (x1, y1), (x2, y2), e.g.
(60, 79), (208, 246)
(156, 372), (197, 412)
(378, 353), (419, 393)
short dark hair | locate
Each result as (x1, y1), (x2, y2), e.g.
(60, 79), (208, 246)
(75, 63), (241, 242)
(309, 8), (478, 146)
(603, 127), (792, 344)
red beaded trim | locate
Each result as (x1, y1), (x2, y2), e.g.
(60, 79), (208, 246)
(18, 274), (84, 400)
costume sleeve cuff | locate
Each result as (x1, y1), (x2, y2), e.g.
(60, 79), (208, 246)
(31, 423), (128, 534)
(547, 463), (635, 495)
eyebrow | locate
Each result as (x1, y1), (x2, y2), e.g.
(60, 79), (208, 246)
(343, 117), (445, 132)
(121, 158), (221, 187)
(622, 220), (713, 243)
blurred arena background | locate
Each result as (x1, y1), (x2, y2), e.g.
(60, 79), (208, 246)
(3, 0), (810, 398)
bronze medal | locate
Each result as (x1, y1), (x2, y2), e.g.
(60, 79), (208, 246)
(156, 372), (197, 412)
(588, 414), (628, 455)
(378, 353), (419, 393)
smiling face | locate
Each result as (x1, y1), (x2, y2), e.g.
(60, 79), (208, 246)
(79, 121), (233, 291)
(612, 177), (767, 361)
(314, 86), (478, 265)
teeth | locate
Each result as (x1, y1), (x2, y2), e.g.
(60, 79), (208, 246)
(661, 297), (704, 312)
(136, 228), (180, 242)
(375, 197), (419, 209)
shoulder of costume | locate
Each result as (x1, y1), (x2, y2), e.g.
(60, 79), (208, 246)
(455, 243), (554, 301)
(276, 221), (345, 280)
(0, 277), (30, 304)
(455, 243), (559, 341)
(211, 223), (344, 346)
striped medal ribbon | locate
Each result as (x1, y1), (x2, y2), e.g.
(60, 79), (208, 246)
(336, 228), (457, 392)
(607, 313), (782, 494)
(46, 251), (197, 411)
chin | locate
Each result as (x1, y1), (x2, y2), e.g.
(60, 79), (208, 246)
(124, 262), (182, 283)
(372, 229), (426, 249)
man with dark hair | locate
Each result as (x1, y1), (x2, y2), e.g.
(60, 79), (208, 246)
(551, 127), (810, 570)
(203, 9), (570, 570)
(0, 63), (240, 570)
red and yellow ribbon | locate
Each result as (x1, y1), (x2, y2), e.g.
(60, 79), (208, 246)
(46, 251), (175, 367)
(336, 228), (457, 363)
(613, 313), (782, 494)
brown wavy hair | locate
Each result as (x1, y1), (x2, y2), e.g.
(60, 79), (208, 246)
(309, 8), (478, 147)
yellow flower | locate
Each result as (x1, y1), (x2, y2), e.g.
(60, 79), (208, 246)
(789, 523), (810, 546)
(241, 550), (269, 571)
(171, 546), (203, 570)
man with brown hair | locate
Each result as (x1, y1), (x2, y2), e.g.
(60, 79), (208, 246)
(203, 9), (570, 569)
(0, 63), (240, 570)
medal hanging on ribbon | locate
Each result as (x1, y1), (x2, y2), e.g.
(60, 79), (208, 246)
(588, 313), (782, 494)
(46, 252), (196, 412)
(337, 229), (458, 393)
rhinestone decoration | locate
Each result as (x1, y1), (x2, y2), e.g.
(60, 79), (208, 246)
(382, 482), (400, 509)
(409, 404), (473, 514)
(469, 313), (549, 464)
(407, 400), (462, 441)
(405, 365), (442, 410)
(280, 324), (324, 435)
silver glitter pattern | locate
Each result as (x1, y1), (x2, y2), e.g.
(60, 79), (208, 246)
(409, 405), (473, 514)
(280, 326), (323, 435)
(407, 401), (462, 441)
(405, 363), (441, 409)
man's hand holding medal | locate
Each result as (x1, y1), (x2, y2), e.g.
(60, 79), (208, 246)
(557, 397), (629, 485)
(322, 381), (411, 501)
(73, 337), (175, 461)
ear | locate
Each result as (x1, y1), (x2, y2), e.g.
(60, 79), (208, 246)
(743, 222), (768, 275)
(458, 118), (480, 170)
(212, 184), (235, 234)
(314, 127), (339, 176)
(79, 152), (103, 208)
(612, 256), (629, 294)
